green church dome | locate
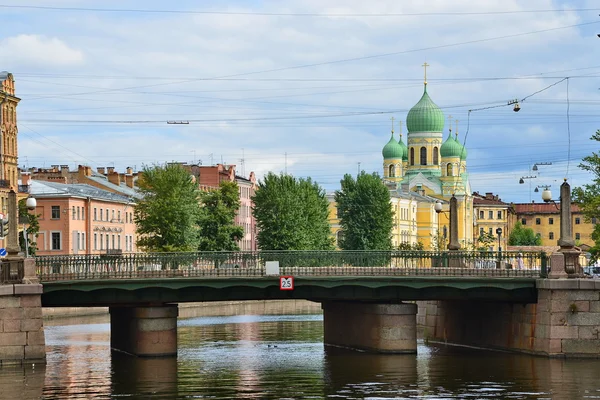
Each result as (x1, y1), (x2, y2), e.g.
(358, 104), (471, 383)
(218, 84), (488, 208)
(440, 134), (463, 158)
(398, 134), (408, 161)
(382, 134), (404, 159)
(406, 86), (445, 133)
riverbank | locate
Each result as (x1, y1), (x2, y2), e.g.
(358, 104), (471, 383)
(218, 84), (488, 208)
(43, 300), (322, 320)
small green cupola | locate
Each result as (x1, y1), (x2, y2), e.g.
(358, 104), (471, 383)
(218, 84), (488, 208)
(406, 85), (445, 133)
(382, 133), (404, 159)
(440, 132), (463, 158)
(398, 133), (408, 161)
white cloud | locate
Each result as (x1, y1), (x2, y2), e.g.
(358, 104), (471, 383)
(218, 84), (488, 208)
(0, 34), (84, 67)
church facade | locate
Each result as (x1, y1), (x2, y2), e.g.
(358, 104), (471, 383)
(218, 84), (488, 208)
(381, 78), (474, 249)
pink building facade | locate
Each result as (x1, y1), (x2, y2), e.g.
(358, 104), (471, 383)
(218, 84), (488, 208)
(26, 179), (137, 255)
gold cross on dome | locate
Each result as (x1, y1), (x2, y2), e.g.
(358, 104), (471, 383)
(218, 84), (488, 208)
(422, 62), (429, 85)
(390, 116), (395, 133)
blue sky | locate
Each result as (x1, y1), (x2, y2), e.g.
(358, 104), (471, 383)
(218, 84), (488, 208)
(1, 0), (599, 203)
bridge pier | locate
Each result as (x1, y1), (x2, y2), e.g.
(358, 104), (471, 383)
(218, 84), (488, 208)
(0, 258), (46, 365)
(109, 305), (178, 357)
(322, 302), (417, 353)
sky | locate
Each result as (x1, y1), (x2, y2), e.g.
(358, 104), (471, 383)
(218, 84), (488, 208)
(1, 0), (599, 203)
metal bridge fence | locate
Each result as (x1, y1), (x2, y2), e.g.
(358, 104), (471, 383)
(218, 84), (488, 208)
(34, 250), (548, 282)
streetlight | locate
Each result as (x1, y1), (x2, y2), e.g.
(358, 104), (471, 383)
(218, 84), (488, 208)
(496, 227), (502, 252)
(23, 196), (36, 258)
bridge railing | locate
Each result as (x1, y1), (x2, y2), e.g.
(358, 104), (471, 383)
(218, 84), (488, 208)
(35, 250), (547, 281)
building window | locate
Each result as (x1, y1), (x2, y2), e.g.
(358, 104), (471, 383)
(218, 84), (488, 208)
(118, 234), (121, 249)
(410, 148), (415, 165)
(433, 147), (439, 164)
(94, 208), (97, 221)
(536, 218), (541, 225)
(447, 164), (452, 176)
(100, 209), (103, 221)
(549, 232), (554, 240)
(575, 218), (581, 225)
(112, 234), (115, 249)
(488, 211), (493, 220)
(549, 217), (554, 225)
(106, 209), (109, 221)
(81, 232), (86, 250)
(94, 233), (97, 250)
(388, 164), (395, 177)
(112, 210), (115, 221)
(82, 208), (85, 220)
(521, 218), (527, 225)
(72, 207), (76, 220)
(420, 147), (427, 165)
(118, 210), (121, 222)
(575, 233), (581, 240)
(479, 227), (484, 236)
(497, 210), (502, 219)
(51, 232), (61, 250)
(51, 206), (60, 219)
(106, 235), (109, 250)
(479, 211), (484, 219)
(488, 227), (493, 235)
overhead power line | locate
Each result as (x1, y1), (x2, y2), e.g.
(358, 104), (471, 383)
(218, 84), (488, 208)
(1, 5), (599, 17)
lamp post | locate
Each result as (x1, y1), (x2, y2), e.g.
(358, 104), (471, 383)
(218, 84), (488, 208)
(496, 227), (502, 252)
(23, 196), (37, 258)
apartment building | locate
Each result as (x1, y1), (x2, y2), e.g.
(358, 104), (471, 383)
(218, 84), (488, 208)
(473, 192), (512, 251)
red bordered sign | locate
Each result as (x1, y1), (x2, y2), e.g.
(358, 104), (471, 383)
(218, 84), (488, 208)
(279, 276), (294, 290)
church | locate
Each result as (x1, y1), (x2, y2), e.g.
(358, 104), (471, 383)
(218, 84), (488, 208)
(381, 67), (474, 249)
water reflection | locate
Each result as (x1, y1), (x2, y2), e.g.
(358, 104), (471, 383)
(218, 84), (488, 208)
(111, 354), (178, 399)
(1, 301), (599, 399)
(0, 363), (46, 400)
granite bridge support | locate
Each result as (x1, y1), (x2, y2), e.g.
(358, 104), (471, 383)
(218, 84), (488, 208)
(109, 305), (178, 357)
(322, 301), (417, 353)
(0, 259), (46, 365)
(418, 279), (600, 358)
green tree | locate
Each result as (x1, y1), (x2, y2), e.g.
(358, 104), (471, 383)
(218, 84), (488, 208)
(508, 221), (542, 246)
(197, 180), (244, 251)
(572, 129), (600, 262)
(18, 198), (40, 256)
(476, 232), (496, 251)
(252, 173), (333, 250)
(134, 163), (201, 252)
(335, 172), (393, 250)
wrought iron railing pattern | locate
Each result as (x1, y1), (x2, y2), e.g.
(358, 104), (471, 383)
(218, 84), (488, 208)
(35, 251), (547, 282)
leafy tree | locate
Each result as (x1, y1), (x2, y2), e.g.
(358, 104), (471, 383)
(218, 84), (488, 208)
(197, 180), (244, 251)
(573, 129), (600, 262)
(134, 163), (201, 252)
(19, 198), (40, 256)
(508, 221), (542, 246)
(397, 241), (424, 251)
(335, 172), (393, 250)
(252, 173), (333, 250)
(476, 232), (496, 251)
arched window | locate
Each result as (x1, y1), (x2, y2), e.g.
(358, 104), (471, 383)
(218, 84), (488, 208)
(336, 231), (345, 246)
(433, 147), (439, 165)
(410, 148), (415, 165)
(447, 164), (453, 176)
(420, 147), (427, 165)
(388, 164), (395, 177)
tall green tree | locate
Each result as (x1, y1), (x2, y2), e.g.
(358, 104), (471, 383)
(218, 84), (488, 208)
(335, 172), (393, 250)
(573, 129), (600, 262)
(19, 198), (40, 256)
(252, 173), (333, 250)
(134, 163), (201, 252)
(508, 221), (542, 246)
(197, 180), (244, 251)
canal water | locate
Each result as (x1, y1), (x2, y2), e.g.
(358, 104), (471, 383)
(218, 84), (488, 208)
(1, 300), (600, 399)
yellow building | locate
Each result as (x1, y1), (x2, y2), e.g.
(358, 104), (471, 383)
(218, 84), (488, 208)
(0, 71), (21, 211)
(327, 191), (437, 249)
(381, 75), (474, 249)
(510, 202), (595, 249)
(473, 192), (511, 251)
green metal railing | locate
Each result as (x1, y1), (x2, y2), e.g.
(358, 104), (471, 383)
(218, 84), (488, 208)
(34, 250), (547, 282)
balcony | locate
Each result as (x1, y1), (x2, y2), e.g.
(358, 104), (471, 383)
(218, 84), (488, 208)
(0, 179), (10, 189)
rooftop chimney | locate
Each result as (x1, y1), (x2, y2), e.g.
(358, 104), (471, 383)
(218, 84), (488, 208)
(97, 167), (105, 175)
(107, 171), (120, 186)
